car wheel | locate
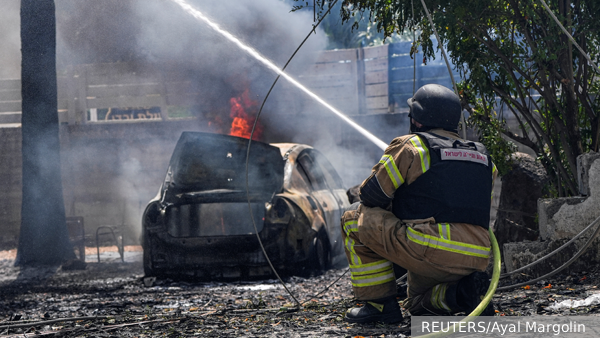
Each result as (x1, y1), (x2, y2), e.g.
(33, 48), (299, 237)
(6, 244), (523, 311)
(309, 231), (330, 275)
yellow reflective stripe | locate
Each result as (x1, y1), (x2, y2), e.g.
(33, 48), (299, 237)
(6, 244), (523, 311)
(368, 301), (385, 312)
(379, 154), (404, 189)
(351, 269), (395, 288)
(491, 162), (497, 200)
(407, 227), (490, 258)
(438, 223), (450, 240)
(349, 260), (392, 276)
(409, 136), (430, 173)
(344, 220), (361, 264)
(345, 236), (361, 265)
(431, 283), (452, 312)
(344, 220), (358, 235)
(439, 284), (451, 312)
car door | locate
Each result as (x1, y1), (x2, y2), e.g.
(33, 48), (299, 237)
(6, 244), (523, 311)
(296, 149), (348, 256)
(309, 150), (350, 257)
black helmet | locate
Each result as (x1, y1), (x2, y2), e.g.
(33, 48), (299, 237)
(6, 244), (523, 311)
(407, 84), (461, 131)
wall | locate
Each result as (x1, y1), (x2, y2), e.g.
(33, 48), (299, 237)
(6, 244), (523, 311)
(1, 113), (408, 249)
(0, 42), (454, 248)
(503, 152), (600, 276)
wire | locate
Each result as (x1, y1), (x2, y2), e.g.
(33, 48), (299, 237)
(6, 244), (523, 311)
(497, 214), (600, 291)
(244, 0), (339, 309)
(300, 268), (349, 306)
(538, 0), (600, 75)
(411, 0), (416, 95)
(500, 214), (600, 279)
(418, 0), (467, 139)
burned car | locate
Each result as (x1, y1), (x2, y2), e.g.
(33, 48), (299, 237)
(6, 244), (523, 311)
(142, 132), (350, 279)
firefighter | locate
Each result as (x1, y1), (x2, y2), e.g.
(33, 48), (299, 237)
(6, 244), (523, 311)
(342, 84), (497, 323)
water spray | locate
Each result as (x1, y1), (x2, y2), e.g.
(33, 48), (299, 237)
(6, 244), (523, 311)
(170, 0), (388, 151)
(170, 0), (501, 323)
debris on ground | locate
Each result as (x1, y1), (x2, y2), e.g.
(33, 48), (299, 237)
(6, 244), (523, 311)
(0, 248), (599, 337)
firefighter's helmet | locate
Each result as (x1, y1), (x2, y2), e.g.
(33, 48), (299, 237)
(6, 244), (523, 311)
(406, 84), (461, 131)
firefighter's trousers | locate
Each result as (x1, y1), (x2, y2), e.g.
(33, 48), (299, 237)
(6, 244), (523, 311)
(341, 203), (491, 315)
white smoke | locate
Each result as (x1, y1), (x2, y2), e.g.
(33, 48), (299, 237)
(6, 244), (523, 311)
(0, 0), (21, 79)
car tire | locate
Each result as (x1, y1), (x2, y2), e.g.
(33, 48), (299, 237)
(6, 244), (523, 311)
(309, 230), (330, 275)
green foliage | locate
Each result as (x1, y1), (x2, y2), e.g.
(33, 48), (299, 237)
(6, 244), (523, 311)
(290, 0), (412, 49)
(461, 82), (517, 176)
(328, 0), (600, 196)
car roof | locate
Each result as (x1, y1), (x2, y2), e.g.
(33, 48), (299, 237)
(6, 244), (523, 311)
(270, 143), (312, 161)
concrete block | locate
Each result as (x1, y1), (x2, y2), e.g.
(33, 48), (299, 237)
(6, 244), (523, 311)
(503, 240), (548, 274)
(538, 196), (589, 240)
(504, 153), (600, 277)
(538, 154), (600, 241)
(503, 238), (600, 278)
(578, 151), (600, 196)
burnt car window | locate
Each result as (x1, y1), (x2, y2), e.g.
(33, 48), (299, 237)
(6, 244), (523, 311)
(168, 132), (283, 194)
(292, 162), (312, 192)
(297, 152), (328, 191)
(311, 150), (345, 190)
(166, 202), (265, 237)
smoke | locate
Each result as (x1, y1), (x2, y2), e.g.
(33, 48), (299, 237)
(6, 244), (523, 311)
(0, 0), (21, 79)
(4, 0), (401, 245)
(55, 0), (326, 116)
(52, 0), (331, 242)
(53, 0), (397, 192)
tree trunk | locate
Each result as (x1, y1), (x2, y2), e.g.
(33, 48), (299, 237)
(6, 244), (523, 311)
(16, 0), (75, 266)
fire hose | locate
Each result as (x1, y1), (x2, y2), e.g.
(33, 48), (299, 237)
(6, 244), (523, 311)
(244, 0), (598, 325)
(242, 0), (504, 317)
(418, 213), (600, 337)
(416, 227), (502, 338)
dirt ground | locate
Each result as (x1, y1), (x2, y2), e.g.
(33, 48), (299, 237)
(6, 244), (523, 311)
(1, 247), (599, 337)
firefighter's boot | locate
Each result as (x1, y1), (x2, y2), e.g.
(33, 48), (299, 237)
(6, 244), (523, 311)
(450, 271), (495, 316)
(345, 297), (402, 324)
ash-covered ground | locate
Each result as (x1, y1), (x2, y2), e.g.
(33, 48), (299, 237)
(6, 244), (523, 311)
(0, 248), (599, 337)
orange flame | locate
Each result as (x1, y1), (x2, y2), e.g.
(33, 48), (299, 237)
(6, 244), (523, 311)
(229, 89), (262, 140)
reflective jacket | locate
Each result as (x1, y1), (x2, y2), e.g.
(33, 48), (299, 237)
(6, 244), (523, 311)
(359, 129), (497, 228)
(392, 132), (493, 228)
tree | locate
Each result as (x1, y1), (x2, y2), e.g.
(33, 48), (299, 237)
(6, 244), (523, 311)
(330, 0), (600, 196)
(16, 0), (75, 266)
(290, 0), (411, 49)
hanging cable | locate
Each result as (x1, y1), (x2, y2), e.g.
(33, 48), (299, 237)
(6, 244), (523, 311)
(418, 0), (467, 139)
(497, 214), (600, 291)
(488, 1), (600, 289)
(245, 0), (339, 309)
(412, 0), (599, 303)
(416, 1), (502, 323)
(500, 214), (600, 279)
(538, 0), (600, 74)
(537, 0), (599, 154)
(301, 268), (349, 306)
(411, 0), (417, 95)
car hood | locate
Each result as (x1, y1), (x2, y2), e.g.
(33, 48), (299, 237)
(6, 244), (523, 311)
(165, 132), (284, 199)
